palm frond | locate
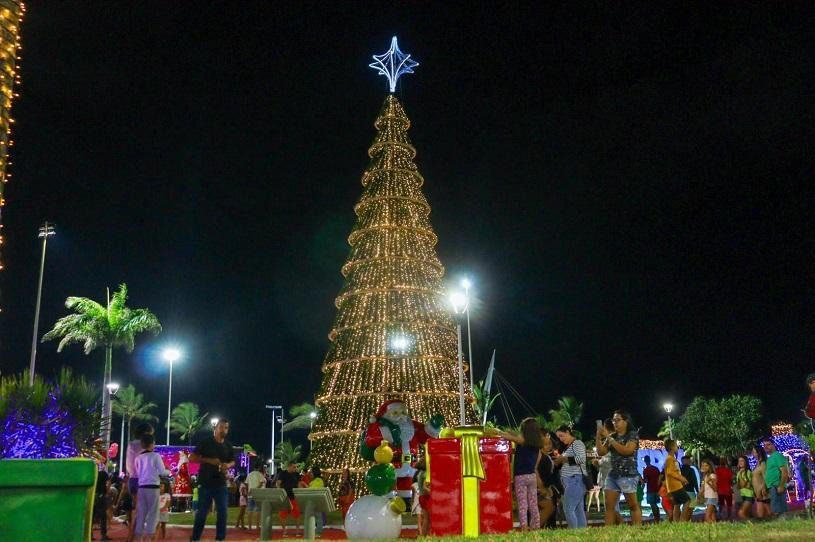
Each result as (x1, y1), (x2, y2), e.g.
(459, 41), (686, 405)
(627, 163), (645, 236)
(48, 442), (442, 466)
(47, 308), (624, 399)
(64, 296), (107, 318)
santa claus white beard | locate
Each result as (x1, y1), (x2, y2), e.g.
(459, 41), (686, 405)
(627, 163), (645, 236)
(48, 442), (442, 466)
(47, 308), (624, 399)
(395, 417), (415, 446)
(392, 417), (417, 483)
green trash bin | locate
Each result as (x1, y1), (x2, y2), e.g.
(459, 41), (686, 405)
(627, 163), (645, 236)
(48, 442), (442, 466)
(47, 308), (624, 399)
(0, 459), (97, 542)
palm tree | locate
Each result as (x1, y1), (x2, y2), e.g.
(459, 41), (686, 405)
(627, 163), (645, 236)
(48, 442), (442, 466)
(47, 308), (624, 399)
(42, 283), (162, 450)
(169, 402), (209, 445)
(281, 402), (317, 432)
(657, 418), (676, 439)
(111, 384), (157, 470)
(548, 396), (583, 429)
(275, 440), (303, 469)
(472, 380), (501, 425)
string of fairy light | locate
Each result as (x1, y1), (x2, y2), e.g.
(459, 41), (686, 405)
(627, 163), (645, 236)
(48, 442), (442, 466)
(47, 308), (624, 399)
(310, 95), (475, 489)
(0, 0), (24, 284)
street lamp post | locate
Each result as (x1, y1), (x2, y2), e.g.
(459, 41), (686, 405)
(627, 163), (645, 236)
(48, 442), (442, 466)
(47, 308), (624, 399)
(28, 222), (55, 386)
(163, 348), (181, 445)
(106, 382), (119, 466)
(264, 405), (283, 475)
(309, 411), (317, 451)
(450, 291), (469, 426)
(119, 413), (126, 472)
(461, 279), (474, 390)
(663, 402), (674, 439)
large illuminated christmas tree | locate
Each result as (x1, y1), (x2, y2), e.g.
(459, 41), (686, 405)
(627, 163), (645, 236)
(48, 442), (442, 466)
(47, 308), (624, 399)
(310, 38), (473, 488)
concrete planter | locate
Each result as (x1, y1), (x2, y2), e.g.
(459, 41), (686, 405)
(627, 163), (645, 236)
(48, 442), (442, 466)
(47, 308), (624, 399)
(0, 459), (97, 542)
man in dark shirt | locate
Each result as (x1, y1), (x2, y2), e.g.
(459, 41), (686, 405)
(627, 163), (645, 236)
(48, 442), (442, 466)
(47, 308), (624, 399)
(190, 419), (235, 542)
(642, 456), (661, 523)
(680, 455), (699, 500)
(275, 462), (302, 535)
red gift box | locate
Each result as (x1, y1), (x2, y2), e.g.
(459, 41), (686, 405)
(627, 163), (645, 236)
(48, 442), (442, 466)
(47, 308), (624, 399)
(427, 433), (513, 536)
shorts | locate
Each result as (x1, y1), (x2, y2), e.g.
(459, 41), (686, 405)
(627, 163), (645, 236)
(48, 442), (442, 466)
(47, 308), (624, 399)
(604, 475), (639, 494)
(247, 497), (258, 512)
(159, 511), (169, 522)
(769, 486), (788, 514)
(646, 492), (660, 506)
(670, 489), (690, 505)
(279, 498), (301, 520)
(128, 477), (140, 497)
(740, 496), (755, 503)
(705, 498), (718, 508)
(718, 493), (732, 507)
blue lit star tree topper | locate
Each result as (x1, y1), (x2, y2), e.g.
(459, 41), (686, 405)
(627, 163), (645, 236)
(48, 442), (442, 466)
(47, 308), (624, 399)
(369, 36), (419, 93)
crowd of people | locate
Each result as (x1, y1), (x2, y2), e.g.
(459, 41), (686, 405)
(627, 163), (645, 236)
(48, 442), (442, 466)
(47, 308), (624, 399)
(492, 409), (812, 531)
(93, 417), (351, 541)
(90, 373), (815, 539)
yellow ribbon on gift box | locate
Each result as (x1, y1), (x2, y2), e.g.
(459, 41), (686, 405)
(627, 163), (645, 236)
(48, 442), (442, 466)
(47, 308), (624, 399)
(438, 426), (486, 537)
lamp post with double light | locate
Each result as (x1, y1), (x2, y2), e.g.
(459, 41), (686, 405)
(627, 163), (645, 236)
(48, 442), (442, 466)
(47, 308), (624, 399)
(28, 222), (56, 386)
(450, 291), (469, 426)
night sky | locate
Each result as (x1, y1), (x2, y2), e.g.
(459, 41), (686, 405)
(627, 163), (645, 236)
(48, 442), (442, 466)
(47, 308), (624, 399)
(1, 2), (813, 453)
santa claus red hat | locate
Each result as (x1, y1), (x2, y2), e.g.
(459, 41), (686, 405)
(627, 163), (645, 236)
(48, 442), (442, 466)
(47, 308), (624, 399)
(371, 399), (405, 423)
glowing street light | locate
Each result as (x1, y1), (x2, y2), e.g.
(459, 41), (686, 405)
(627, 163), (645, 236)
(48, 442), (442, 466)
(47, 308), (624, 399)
(211, 417), (219, 428)
(106, 382), (120, 395)
(28, 221), (56, 386)
(162, 348), (182, 445)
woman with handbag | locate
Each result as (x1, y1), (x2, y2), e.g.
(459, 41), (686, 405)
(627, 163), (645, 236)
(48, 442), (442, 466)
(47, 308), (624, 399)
(554, 425), (588, 528)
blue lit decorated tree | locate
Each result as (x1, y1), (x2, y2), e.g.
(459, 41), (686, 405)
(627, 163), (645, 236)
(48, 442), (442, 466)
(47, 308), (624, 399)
(0, 368), (102, 458)
(768, 422), (811, 502)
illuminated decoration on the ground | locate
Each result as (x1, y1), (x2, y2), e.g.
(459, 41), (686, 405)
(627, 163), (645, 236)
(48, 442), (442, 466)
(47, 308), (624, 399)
(639, 439), (666, 450)
(369, 36), (419, 93)
(0, 0), (24, 284)
(0, 393), (78, 458)
(309, 91), (475, 493)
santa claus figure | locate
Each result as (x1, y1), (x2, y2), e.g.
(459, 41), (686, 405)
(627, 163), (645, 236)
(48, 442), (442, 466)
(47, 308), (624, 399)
(363, 400), (443, 498)
(173, 449), (193, 498)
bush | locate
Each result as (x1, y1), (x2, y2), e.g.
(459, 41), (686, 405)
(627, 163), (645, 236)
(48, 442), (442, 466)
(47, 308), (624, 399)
(0, 368), (103, 458)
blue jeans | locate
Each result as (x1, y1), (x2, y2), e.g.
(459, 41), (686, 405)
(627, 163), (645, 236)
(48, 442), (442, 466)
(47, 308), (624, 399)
(192, 486), (228, 541)
(562, 474), (587, 528)
(769, 486), (788, 514)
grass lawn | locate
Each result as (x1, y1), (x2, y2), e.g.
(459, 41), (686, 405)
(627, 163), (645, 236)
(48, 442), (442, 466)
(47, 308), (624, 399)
(168, 508), (815, 540)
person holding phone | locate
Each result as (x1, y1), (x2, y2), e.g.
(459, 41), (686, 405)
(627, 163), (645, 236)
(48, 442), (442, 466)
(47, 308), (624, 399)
(596, 409), (642, 526)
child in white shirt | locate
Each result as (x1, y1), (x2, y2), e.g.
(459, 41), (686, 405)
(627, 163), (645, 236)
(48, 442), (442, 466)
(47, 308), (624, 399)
(132, 434), (169, 541)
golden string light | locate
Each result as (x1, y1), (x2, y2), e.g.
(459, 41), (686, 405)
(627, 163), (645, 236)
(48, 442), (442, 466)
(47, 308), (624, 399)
(310, 95), (476, 495)
(0, 0), (24, 283)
